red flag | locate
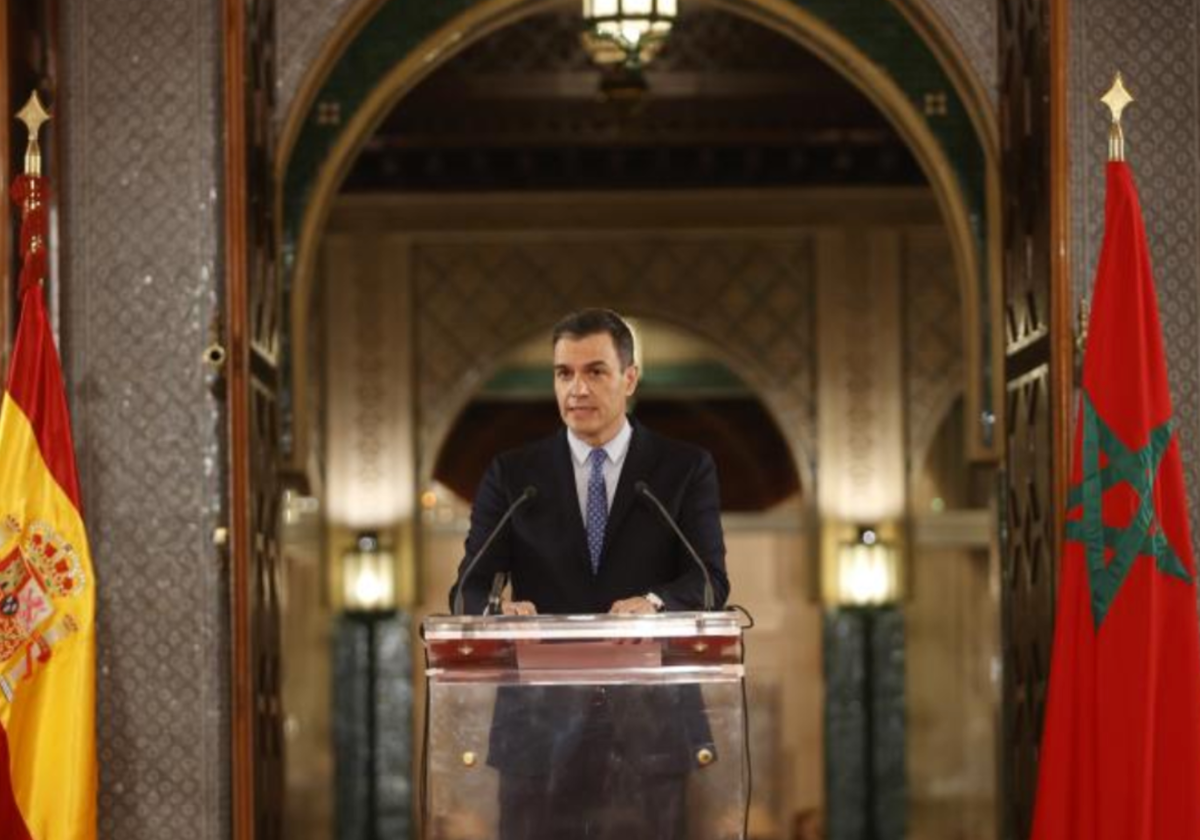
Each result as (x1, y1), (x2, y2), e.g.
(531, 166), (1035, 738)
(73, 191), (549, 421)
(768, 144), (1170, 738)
(1031, 161), (1200, 838)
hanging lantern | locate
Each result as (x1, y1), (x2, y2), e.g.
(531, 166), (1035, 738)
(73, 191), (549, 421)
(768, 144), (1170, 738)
(581, 0), (678, 69)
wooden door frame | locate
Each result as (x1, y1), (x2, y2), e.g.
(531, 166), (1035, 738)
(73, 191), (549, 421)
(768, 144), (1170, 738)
(223, 0), (255, 836)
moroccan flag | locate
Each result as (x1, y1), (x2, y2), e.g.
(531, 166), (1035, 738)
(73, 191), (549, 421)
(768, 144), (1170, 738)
(0, 173), (96, 839)
(1030, 161), (1200, 838)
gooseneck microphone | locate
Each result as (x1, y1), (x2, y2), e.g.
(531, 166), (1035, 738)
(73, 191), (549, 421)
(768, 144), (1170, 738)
(635, 481), (715, 611)
(486, 572), (509, 615)
(452, 486), (537, 616)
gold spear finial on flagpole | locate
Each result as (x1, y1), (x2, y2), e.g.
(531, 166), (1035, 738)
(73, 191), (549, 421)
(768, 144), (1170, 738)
(1101, 73), (1133, 162)
(15, 91), (51, 177)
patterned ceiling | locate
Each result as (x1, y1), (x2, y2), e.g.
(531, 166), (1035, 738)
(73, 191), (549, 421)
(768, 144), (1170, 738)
(343, 8), (924, 191)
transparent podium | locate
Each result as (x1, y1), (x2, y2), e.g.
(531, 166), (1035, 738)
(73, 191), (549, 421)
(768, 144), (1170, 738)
(422, 612), (748, 840)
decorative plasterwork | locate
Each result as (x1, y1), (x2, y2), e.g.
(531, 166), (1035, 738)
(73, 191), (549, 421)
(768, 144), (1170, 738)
(816, 229), (906, 523)
(904, 225), (963, 471)
(324, 234), (415, 529)
(409, 232), (819, 488)
(316, 192), (961, 517)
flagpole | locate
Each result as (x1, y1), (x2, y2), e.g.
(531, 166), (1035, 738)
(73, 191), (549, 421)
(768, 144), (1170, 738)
(1101, 72), (1133, 162)
(1084, 73), (1137, 355)
(12, 93), (51, 299)
(2, 89), (99, 840)
(1077, 73), (1136, 354)
(15, 92), (49, 177)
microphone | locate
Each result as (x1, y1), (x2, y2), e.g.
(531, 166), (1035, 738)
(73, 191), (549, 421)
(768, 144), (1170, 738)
(486, 572), (509, 615)
(452, 486), (537, 616)
(635, 481), (715, 611)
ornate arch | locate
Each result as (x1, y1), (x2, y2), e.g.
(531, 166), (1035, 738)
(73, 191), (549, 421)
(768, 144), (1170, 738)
(276, 0), (1001, 472)
(406, 233), (819, 491)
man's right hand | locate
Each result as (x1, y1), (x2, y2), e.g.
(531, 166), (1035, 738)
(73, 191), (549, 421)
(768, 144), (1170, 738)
(501, 600), (538, 616)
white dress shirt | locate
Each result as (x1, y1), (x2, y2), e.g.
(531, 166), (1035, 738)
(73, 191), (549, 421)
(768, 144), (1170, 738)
(565, 419), (663, 609)
(567, 417), (633, 523)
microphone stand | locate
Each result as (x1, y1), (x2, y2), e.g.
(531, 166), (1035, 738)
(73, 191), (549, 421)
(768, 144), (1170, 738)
(635, 481), (715, 611)
(451, 486), (536, 616)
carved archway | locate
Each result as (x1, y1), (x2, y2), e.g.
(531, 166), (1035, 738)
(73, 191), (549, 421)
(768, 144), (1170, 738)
(276, 0), (1002, 477)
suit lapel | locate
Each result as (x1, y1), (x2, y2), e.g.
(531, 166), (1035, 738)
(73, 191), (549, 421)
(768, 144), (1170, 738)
(600, 423), (659, 565)
(552, 430), (592, 572)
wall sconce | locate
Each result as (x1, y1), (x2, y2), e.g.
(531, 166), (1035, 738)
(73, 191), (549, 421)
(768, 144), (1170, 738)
(831, 527), (902, 608)
(581, 0), (678, 70)
(341, 532), (397, 614)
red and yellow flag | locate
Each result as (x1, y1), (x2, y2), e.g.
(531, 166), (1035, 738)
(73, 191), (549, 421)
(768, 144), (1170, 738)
(1031, 162), (1200, 838)
(0, 174), (96, 838)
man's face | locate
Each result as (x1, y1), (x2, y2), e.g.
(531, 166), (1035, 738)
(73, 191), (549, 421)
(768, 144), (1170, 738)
(553, 332), (639, 446)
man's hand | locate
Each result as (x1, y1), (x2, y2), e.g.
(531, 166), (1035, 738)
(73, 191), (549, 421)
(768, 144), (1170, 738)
(501, 600), (538, 616)
(609, 596), (657, 615)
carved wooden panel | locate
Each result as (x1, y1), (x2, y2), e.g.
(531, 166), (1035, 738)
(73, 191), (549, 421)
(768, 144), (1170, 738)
(999, 0), (1065, 837)
(228, 0), (284, 837)
(1000, 366), (1054, 840)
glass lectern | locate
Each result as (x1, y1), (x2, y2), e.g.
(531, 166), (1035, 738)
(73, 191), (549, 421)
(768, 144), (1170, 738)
(422, 612), (748, 840)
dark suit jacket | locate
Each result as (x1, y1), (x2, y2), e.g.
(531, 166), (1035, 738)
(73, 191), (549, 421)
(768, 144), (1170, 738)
(450, 420), (729, 615)
(448, 420), (730, 777)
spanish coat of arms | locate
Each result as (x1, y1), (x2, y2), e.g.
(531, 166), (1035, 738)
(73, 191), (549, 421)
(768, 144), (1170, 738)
(0, 515), (86, 702)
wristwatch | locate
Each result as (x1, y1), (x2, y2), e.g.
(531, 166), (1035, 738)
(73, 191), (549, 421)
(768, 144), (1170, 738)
(644, 592), (665, 612)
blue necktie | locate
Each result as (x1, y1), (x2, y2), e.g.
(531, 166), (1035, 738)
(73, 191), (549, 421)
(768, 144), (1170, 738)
(586, 447), (608, 573)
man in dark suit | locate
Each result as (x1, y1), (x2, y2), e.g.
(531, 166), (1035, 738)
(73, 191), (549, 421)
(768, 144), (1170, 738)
(449, 308), (730, 840)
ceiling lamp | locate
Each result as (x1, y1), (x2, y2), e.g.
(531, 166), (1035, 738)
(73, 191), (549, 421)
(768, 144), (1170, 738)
(581, 0), (678, 70)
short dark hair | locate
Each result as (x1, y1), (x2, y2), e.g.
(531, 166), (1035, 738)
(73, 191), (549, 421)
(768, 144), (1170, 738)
(551, 308), (636, 369)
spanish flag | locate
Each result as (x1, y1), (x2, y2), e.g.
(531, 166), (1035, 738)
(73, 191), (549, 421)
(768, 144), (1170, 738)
(0, 173), (96, 838)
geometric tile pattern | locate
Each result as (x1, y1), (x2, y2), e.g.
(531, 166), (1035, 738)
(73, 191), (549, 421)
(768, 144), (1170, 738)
(59, 1), (230, 839)
(411, 235), (819, 486)
(275, 0), (359, 133)
(916, 0), (999, 99)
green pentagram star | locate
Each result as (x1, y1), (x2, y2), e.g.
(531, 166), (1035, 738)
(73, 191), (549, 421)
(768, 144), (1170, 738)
(1065, 391), (1192, 629)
